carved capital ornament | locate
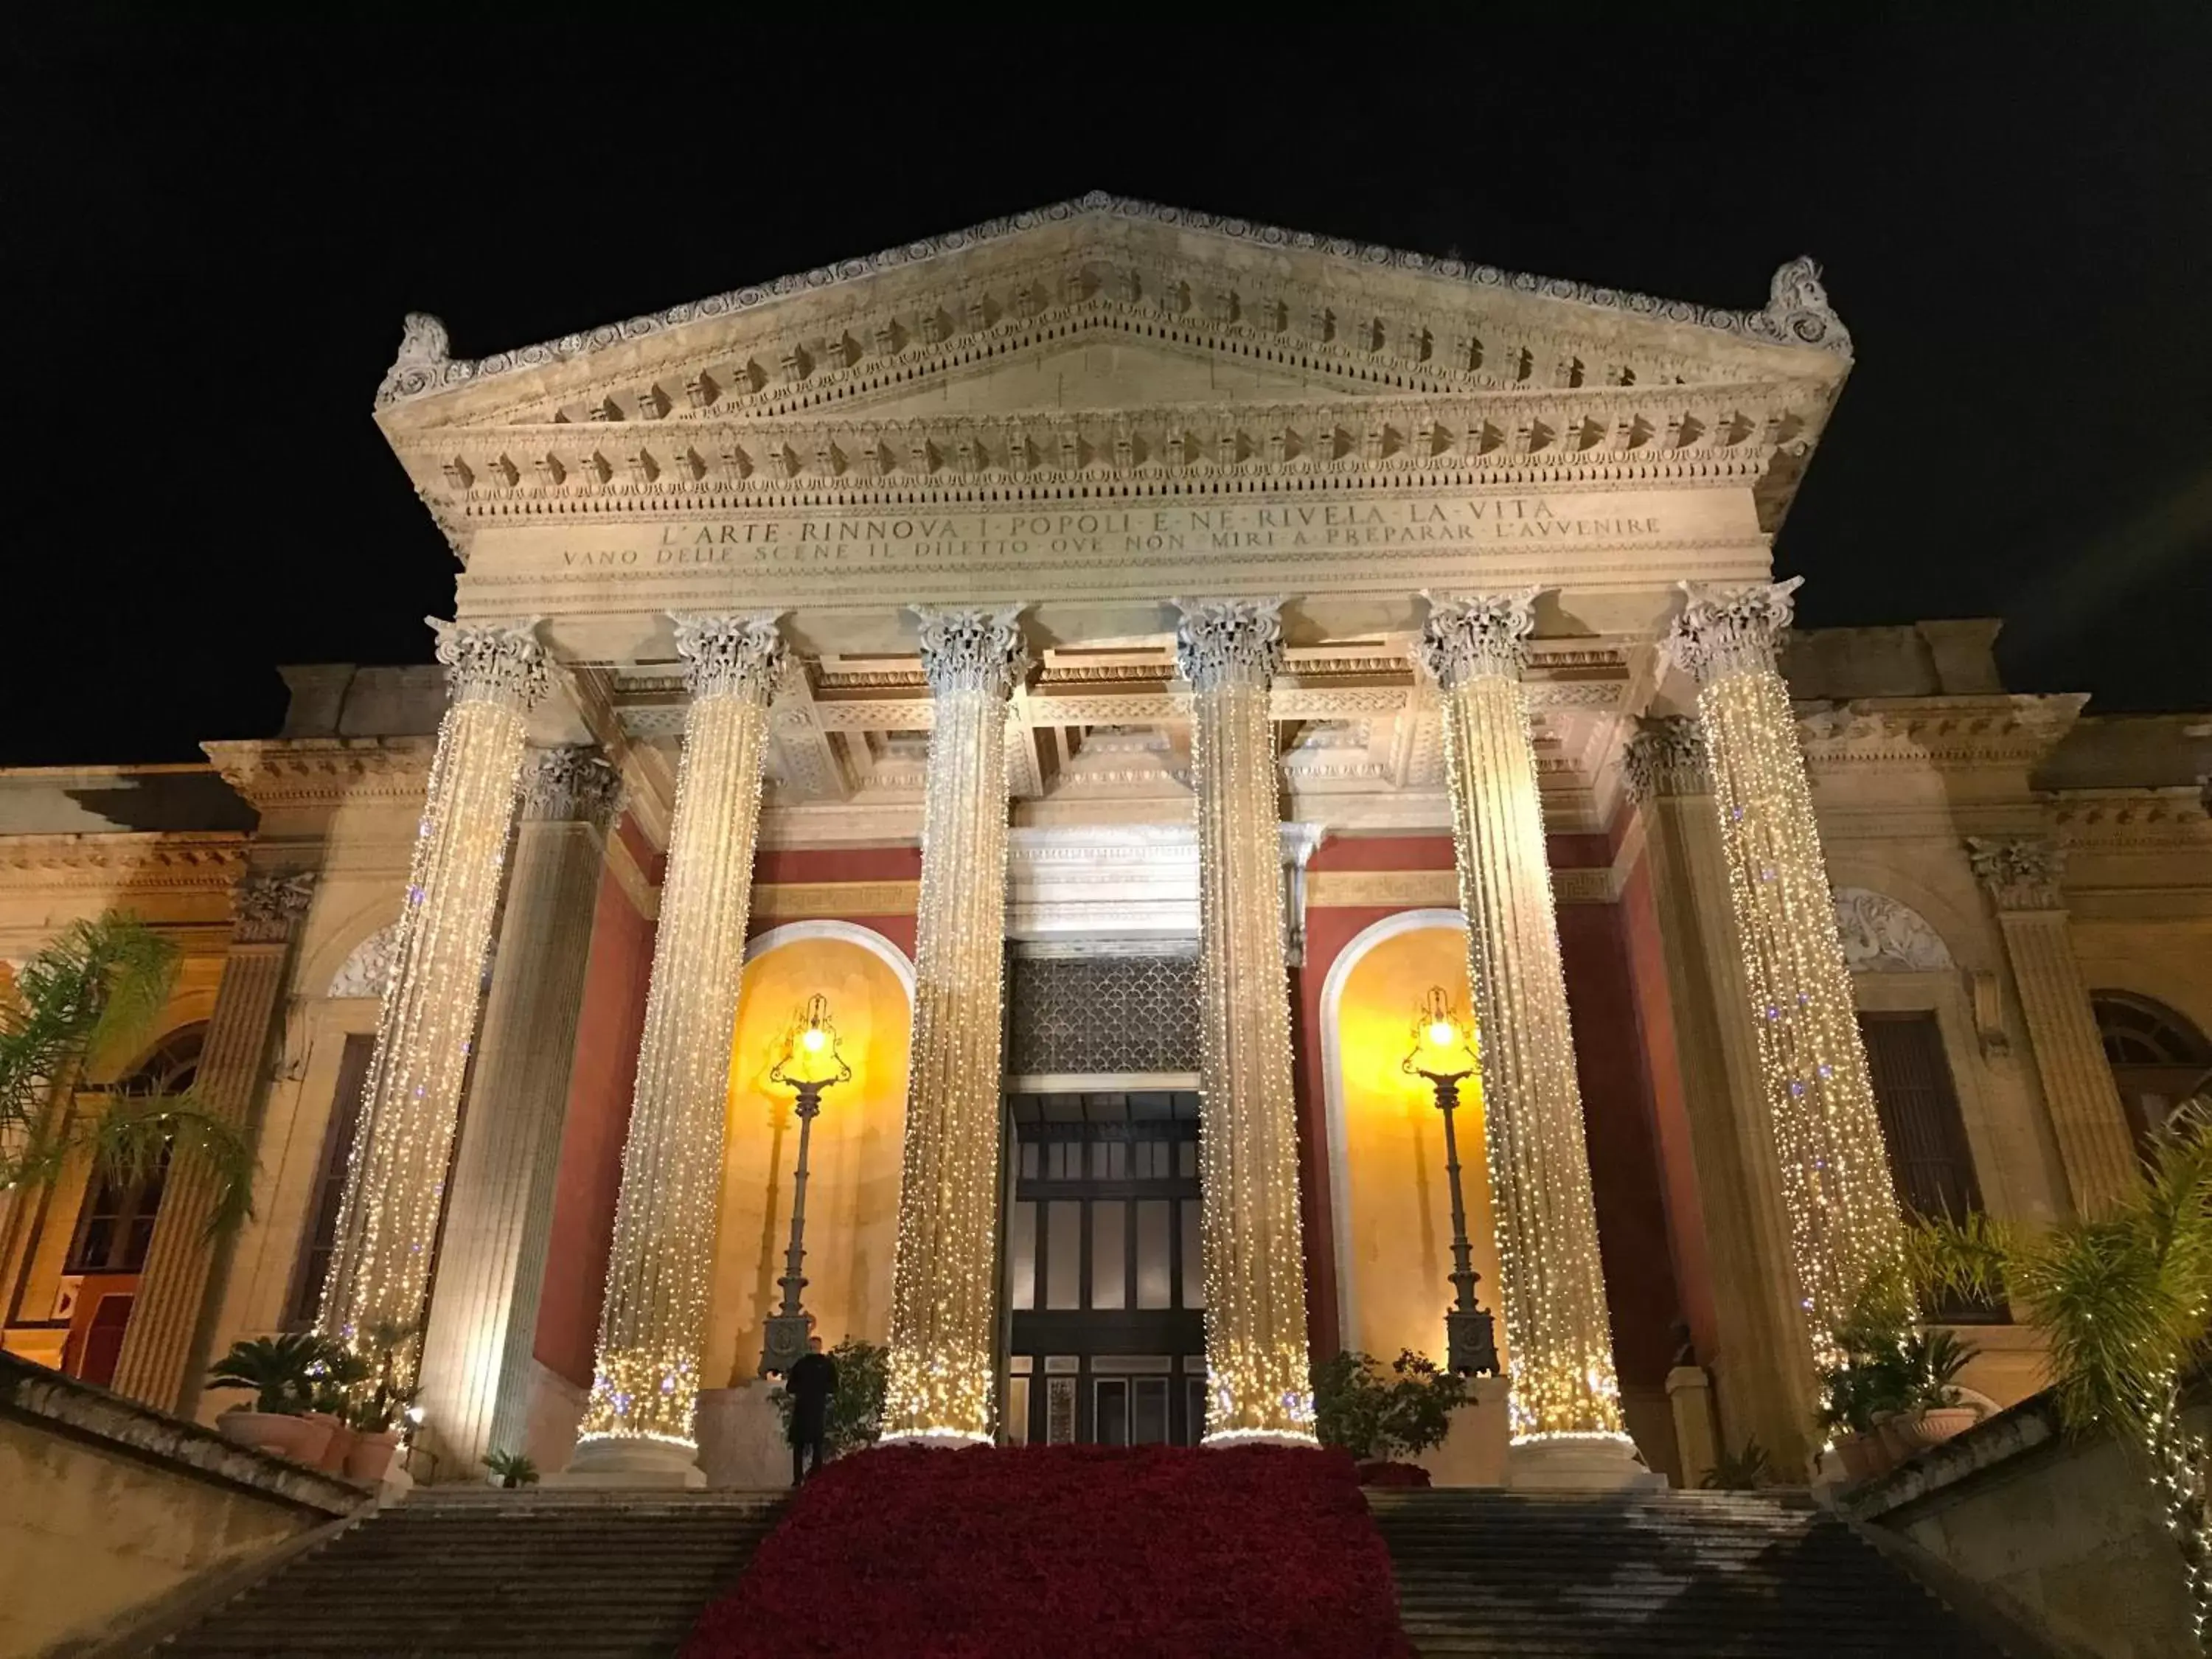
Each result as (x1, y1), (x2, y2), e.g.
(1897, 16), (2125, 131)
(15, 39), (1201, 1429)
(1623, 715), (1712, 801)
(1419, 589), (1540, 688)
(913, 605), (1032, 698)
(430, 616), (550, 710)
(1174, 597), (1287, 690)
(1967, 836), (2066, 911)
(671, 611), (787, 702)
(1662, 577), (1803, 684)
(520, 745), (622, 824)
(232, 869), (317, 944)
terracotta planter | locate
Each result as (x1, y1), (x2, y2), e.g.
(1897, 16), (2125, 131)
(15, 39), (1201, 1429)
(218, 1411), (335, 1468)
(303, 1412), (357, 1475)
(1829, 1430), (1886, 1483)
(346, 1429), (401, 1484)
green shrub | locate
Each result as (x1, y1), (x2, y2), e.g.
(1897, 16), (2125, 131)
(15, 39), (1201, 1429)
(1312, 1349), (1467, 1461)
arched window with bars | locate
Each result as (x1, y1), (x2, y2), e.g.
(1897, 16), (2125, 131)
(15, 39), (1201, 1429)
(2093, 992), (2212, 1156)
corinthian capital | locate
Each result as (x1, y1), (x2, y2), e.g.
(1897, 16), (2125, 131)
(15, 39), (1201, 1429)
(1967, 835), (2066, 911)
(1418, 589), (1540, 688)
(671, 612), (786, 702)
(1661, 578), (1803, 684)
(429, 617), (550, 710)
(1173, 597), (1286, 691)
(914, 606), (1031, 698)
(1623, 716), (1712, 801)
(232, 869), (316, 944)
(520, 745), (622, 825)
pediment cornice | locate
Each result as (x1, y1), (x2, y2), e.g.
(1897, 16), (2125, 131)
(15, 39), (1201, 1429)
(375, 195), (1849, 436)
(1797, 695), (2088, 771)
(392, 380), (1826, 539)
(201, 738), (436, 810)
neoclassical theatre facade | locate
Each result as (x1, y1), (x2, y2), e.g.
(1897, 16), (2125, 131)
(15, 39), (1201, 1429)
(5, 196), (2210, 1487)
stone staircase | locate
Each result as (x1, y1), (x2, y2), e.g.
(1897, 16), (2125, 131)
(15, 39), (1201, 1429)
(154, 1487), (783, 1658)
(1369, 1489), (2011, 1657)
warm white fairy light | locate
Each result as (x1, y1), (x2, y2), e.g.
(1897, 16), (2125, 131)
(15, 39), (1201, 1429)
(1420, 591), (1630, 1445)
(1177, 598), (1316, 1446)
(318, 617), (546, 1384)
(880, 607), (1027, 1446)
(1664, 579), (1905, 1366)
(578, 613), (785, 1450)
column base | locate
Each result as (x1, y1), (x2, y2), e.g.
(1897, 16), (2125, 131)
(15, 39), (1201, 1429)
(1413, 1375), (1511, 1487)
(695, 1382), (793, 1489)
(1508, 1433), (1667, 1491)
(554, 1434), (706, 1489)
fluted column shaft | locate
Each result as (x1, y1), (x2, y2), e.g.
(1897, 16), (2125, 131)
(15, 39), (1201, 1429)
(416, 749), (619, 1476)
(319, 619), (547, 1380)
(1627, 719), (1816, 1472)
(112, 871), (315, 1413)
(1969, 837), (2138, 1214)
(882, 608), (1026, 1444)
(1665, 580), (1904, 1364)
(1423, 593), (1627, 1444)
(1177, 598), (1314, 1444)
(579, 616), (782, 1457)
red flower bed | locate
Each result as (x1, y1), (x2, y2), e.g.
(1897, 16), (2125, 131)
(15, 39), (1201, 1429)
(683, 1441), (1413, 1658)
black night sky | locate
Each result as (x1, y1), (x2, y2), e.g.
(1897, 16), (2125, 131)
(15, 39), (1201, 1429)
(7, 12), (2208, 767)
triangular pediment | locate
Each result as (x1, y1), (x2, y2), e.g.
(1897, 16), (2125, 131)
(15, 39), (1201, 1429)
(375, 193), (1850, 439)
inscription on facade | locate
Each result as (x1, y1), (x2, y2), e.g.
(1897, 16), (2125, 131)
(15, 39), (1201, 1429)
(565, 497), (1671, 574)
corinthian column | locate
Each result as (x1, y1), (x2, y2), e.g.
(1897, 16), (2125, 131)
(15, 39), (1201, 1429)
(1625, 718), (1816, 1473)
(573, 616), (782, 1483)
(1663, 580), (1903, 1364)
(1968, 836), (2138, 1213)
(417, 748), (619, 1478)
(1421, 593), (1634, 1478)
(319, 618), (546, 1378)
(112, 869), (316, 1414)
(881, 607), (1027, 1446)
(1175, 598), (1313, 1445)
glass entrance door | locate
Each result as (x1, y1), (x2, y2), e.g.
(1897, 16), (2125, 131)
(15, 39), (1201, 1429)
(1002, 1091), (1208, 1446)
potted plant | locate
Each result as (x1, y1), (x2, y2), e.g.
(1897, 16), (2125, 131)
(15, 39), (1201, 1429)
(1815, 1305), (1914, 1482)
(771, 1336), (889, 1461)
(1312, 1348), (1468, 1485)
(1917, 1102), (2212, 1645)
(483, 1449), (540, 1489)
(1879, 1326), (1983, 1460)
(206, 1333), (333, 1467)
(338, 1321), (419, 1484)
(302, 1342), (372, 1475)
(1700, 1440), (1774, 1491)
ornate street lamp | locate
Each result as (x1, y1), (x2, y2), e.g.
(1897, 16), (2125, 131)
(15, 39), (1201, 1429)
(1402, 986), (1500, 1379)
(758, 994), (852, 1380)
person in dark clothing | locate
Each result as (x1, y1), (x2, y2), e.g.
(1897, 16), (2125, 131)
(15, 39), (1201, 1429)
(784, 1335), (838, 1485)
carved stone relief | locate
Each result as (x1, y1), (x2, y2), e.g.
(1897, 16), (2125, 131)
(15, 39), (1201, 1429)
(1832, 887), (1955, 973)
(327, 919), (402, 1000)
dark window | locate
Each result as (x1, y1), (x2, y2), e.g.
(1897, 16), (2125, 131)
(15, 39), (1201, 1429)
(1860, 1011), (2003, 1322)
(2093, 992), (2212, 1156)
(286, 1033), (376, 1329)
(66, 1027), (202, 1274)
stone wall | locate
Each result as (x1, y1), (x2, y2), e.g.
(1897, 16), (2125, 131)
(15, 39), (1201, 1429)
(1848, 1392), (2200, 1659)
(0, 1352), (364, 1657)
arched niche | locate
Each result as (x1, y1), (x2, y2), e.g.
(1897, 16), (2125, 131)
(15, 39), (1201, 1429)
(704, 921), (915, 1388)
(1319, 908), (1505, 1370)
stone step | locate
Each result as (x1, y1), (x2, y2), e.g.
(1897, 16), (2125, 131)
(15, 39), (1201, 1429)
(1369, 1491), (2006, 1659)
(158, 1493), (784, 1658)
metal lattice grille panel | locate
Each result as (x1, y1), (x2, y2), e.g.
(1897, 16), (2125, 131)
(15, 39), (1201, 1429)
(1008, 955), (1200, 1075)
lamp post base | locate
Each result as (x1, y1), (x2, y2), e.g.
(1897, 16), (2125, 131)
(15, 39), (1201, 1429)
(556, 1436), (706, 1489)
(1507, 1433), (1666, 1491)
